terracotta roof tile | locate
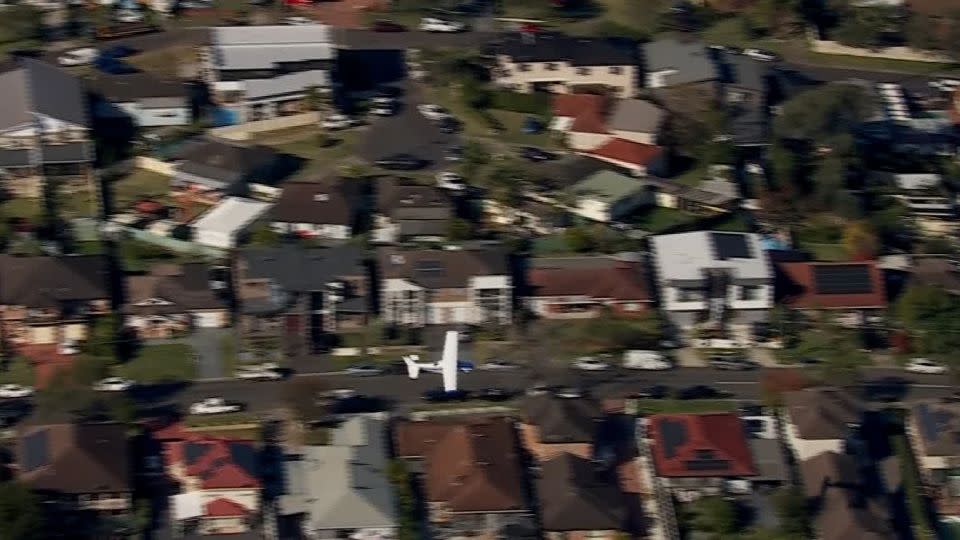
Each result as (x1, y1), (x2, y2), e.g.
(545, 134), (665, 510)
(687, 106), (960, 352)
(205, 497), (250, 517)
(168, 437), (260, 490)
(776, 261), (886, 310)
(648, 413), (756, 478)
(552, 93), (609, 134)
(528, 261), (650, 302)
(585, 138), (663, 167)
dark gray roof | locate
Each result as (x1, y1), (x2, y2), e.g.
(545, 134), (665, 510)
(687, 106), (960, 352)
(176, 138), (280, 185)
(497, 33), (637, 66)
(0, 59), (88, 130)
(17, 423), (130, 494)
(395, 219), (449, 238)
(720, 54), (770, 92)
(748, 438), (788, 483)
(239, 244), (366, 293)
(0, 254), (109, 308)
(88, 72), (188, 103)
(538, 453), (626, 532)
(378, 246), (509, 289)
(269, 180), (359, 226)
(0, 148), (31, 167)
(643, 39), (717, 86)
(910, 401), (960, 457)
(523, 393), (600, 444)
(40, 143), (89, 163)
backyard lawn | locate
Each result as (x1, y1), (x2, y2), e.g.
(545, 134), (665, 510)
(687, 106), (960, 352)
(111, 169), (171, 211)
(630, 207), (698, 233)
(113, 343), (197, 382)
(488, 110), (556, 148)
(0, 197), (43, 221)
(127, 45), (198, 79)
(256, 126), (360, 180)
(0, 356), (34, 386)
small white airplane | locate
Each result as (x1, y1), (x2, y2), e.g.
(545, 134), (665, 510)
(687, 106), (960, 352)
(402, 330), (459, 392)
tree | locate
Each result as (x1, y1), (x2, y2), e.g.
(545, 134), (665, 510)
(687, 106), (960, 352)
(0, 5), (43, 44)
(943, 11), (960, 62)
(447, 218), (473, 241)
(563, 225), (595, 253)
(896, 285), (960, 360)
(0, 481), (45, 540)
(773, 487), (810, 538)
(905, 13), (938, 51)
(83, 313), (121, 360)
(690, 496), (738, 537)
(249, 223), (281, 246)
(842, 220), (879, 260)
(833, 5), (900, 49)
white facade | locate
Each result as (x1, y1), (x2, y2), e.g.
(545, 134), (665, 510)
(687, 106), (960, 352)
(381, 275), (512, 327)
(94, 100), (190, 127)
(783, 416), (845, 462)
(192, 197), (272, 249)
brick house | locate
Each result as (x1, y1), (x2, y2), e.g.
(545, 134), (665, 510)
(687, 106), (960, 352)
(124, 263), (228, 339)
(525, 254), (652, 319)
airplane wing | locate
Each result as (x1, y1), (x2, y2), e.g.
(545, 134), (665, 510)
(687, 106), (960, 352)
(441, 330), (458, 392)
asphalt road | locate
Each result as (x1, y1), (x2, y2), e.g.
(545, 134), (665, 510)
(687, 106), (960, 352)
(337, 29), (497, 51)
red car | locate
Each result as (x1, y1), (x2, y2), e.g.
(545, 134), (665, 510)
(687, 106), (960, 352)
(371, 20), (406, 32)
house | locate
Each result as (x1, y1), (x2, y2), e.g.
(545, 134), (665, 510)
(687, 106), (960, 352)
(201, 25), (335, 123)
(89, 72), (191, 127)
(0, 58), (93, 198)
(775, 261), (887, 322)
(234, 244), (369, 356)
(171, 137), (293, 210)
(550, 93), (611, 151)
(647, 413), (758, 500)
(0, 254), (110, 346)
(525, 254), (652, 319)
(191, 196), (272, 249)
(907, 401), (960, 517)
(166, 436), (261, 535)
(719, 54), (773, 146)
(566, 169), (653, 222)
(646, 177), (740, 214)
(650, 231), (772, 338)
(378, 245), (512, 327)
(268, 180), (361, 241)
(394, 417), (536, 539)
(642, 39), (717, 89)
(16, 423), (131, 514)
(124, 263), (228, 339)
(279, 413), (396, 538)
(581, 138), (666, 176)
(782, 387), (864, 461)
(607, 98), (667, 145)
(520, 392), (602, 462)
(492, 32), (639, 98)
(373, 179), (453, 244)
(538, 453), (628, 540)
(908, 257), (960, 294)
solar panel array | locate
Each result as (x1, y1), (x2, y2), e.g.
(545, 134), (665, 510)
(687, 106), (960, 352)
(915, 403), (956, 443)
(812, 264), (873, 295)
(22, 430), (50, 472)
(684, 458), (732, 472)
(711, 232), (753, 260)
(659, 419), (688, 459)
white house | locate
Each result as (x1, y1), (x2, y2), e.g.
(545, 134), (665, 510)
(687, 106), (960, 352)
(191, 196), (272, 249)
(90, 72), (191, 127)
(566, 170), (652, 222)
(782, 387), (864, 462)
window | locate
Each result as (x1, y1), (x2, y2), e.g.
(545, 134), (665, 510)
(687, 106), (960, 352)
(740, 285), (761, 301)
(576, 67), (591, 76)
(609, 66), (623, 74)
(518, 63), (531, 72)
(545, 62), (558, 71)
(677, 288), (701, 302)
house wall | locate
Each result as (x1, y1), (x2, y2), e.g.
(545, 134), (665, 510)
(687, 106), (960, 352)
(493, 56), (638, 98)
(77, 492), (132, 512)
(200, 516), (248, 535)
(372, 217), (399, 244)
(192, 309), (229, 328)
(661, 284), (772, 314)
(103, 102), (191, 127)
(127, 314), (189, 339)
(610, 128), (657, 145)
(568, 131), (612, 151)
(783, 417), (844, 462)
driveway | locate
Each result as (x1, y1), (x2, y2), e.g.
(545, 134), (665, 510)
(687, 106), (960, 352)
(156, 328), (232, 380)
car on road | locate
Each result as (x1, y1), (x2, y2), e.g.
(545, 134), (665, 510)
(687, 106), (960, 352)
(675, 385), (726, 400)
(100, 45), (136, 58)
(477, 360), (517, 371)
(321, 114), (358, 130)
(345, 364), (385, 377)
(96, 59), (139, 75)
(0, 384), (34, 399)
(743, 48), (779, 62)
(369, 103), (394, 116)
(371, 20), (407, 32)
(477, 387), (511, 401)
(438, 117), (459, 134)
(0, 400), (30, 427)
(436, 171), (467, 191)
(627, 384), (670, 400)
(905, 357), (948, 374)
(520, 146), (555, 162)
(417, 104), (449, 121)
(189, 397), (242, 415)
(234, 365), (283, 381)
(93, 377), (135, 392)
(58, 47), (98, 66)
(282, 16), (316, 25)
(572, 356), (610, 371)
(708, 355), (756, 370)
(114, 9), (143, 23)
(419, 17), (467, 33)
(375, 153), (425, 170)
(554, 386), (585, 399)
(318, 388), (358, 401)
(422, 388), (470, 402)
(445, 144), (463, 161)
(623, 350), (671, 370)
(457, 360), (475, 373)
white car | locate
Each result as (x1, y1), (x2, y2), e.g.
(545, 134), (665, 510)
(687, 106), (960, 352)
(58, 339), (79, 356)
(234, 366), (282, 381)
(371, 96), (394, 106)
(572, 356), (610, 371)
(905, 358), (948, 375)
(478, 360), (518, 371)
(93, 377), (135, 392)
(743, 48), (779, 62)
(321, 114), (357, 130)
(436, 171), (467, 191)
(319, 388), (358, 400)
(189, 397), (242, 415)
(623, 350), (671, 370)
(114, 9), (143, 23)
(370, 104), (394, 116)
(419, 17), (466, 32)
(282, 16), (316, 25)
(57, 47), (98, 66)
(0, 384), (34, 399)
(417, 104), (449, 121)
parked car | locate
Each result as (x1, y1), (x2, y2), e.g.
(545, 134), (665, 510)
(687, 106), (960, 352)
(520, 146), (554, 162)
(743, 48), (779, 62)
(321, 114), (358, 130)
(419, 17), (466, 32)
(96, 59), (139, 75)
(100, 45), (136, 58)
(234, 365), (282, 381)
(905, 358), (948, 375)
(189, 397), (242, 415)
(93, 377), (135, 392)
(345, 364), (385, 377)
(0, 384), (34, 399)
(114, 9), (143, 23)
(282, 16), (316, 25)
(436, 171), (467, 191)
(375, 153), (425, 170)
(422, 388), (470, 402)
(58, 339), (79, 356)
(623, 350), (671, 370)
(627, 384), (670, 400)
(371, 20), (406, 32)
(477, 360), (517, 371)
(417, 104), (449, 121)
(554, 386), (585, 399)
(58, 47), (98, 66)
(0, 400), (30, 427)
(521, 116), (543, 134)
(445, 144), (463, 161)
(709, 355), (756, 370)
(438, 117), (459, 134)
(457, 360), (475, 373)
(477, 387), (510, 401)
(572, 356), (610, 371)
(675, 385), (725, 400)
(369, 103), (394, 116)
(317, 388), (358, 401)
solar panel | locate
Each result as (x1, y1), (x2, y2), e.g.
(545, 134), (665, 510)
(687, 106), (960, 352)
(659, 419), (688, 459)
(812, 264), (873, 295)
(229, 443), (258, 476)
(22, 430), (49, 472)
(184, 442), (207, 465)
(684, 459), (731, 471)
(415, 260), (446, 276)
(711, 233), (752, 260)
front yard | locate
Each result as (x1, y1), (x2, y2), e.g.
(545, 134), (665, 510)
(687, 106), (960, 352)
(110, 169), (172, 211)
(0, 356), (34, 386)
(113, 343), (197, 382)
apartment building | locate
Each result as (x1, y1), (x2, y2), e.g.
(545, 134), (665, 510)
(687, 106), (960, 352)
(378, 246), (512, 327)
(492, 32), (639, 98)
(202, 25), (335, 123)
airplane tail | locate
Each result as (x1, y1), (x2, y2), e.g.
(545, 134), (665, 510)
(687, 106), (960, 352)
(402, 355), (420, 379)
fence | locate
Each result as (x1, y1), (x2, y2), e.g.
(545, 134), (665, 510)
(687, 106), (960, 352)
(209, 112), (321, 141)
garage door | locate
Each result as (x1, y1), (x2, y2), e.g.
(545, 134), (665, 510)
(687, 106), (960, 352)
(192, 311), (223, 328)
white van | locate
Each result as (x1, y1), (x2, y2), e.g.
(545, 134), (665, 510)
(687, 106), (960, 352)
(623, 350), (671, 370)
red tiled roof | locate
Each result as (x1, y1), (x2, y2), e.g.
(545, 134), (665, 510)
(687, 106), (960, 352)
(167, 437), (260, 490)
(586, 138), (663, 167)
(204, 497), (250, 517)
(777, 261), (886, 310)
(529, 262), (650, 302)
(648, 413), (757, 478)
(552, 93), (609, 134)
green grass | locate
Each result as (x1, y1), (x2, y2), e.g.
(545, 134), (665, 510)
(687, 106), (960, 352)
(55, 188), (98, 219)
(798, 242), (848, 262)
(893, 433), (937, 540)
(0, 197), (43, 220)
(633, 399), (737, 415)
(488, 110), (556, 148)
(0, 356), (34, 386)
(221, 334), (239, 376)
(631, 206), (698, 233)
(111, 169), (171, 211)
(672, 166), (706, 187)
(184, 411), (260, 429)
(113, 344), (197, 382)
(532, 233), (570, 255)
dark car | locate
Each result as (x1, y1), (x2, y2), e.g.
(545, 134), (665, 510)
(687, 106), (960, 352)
(374, 154), (425, 170)
(675, 385), (726, 400)
(627, 384), (670, 400)
(863, 377), (907, 402)
(438, 117), (459, 134)
(422, 389), (470, 402)
(520, 146), (554, 162)
(0, 400), (30, 427)
(100, 45), (136, 58)
(708, 356), (756, 370)
(371, 20), (407, 32)
(477, 387), (511, 401)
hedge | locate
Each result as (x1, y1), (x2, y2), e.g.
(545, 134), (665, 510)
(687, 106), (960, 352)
(490, 91), (551, 116)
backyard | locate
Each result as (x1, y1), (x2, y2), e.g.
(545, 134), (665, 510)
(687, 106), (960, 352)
(0, 356), (34, 386)
(254, 126), (361, 180)
(113, 343), (197, 382)
(110, 169), (172, 211)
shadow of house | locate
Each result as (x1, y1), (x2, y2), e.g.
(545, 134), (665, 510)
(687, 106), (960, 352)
(336, 49), (406, 97)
